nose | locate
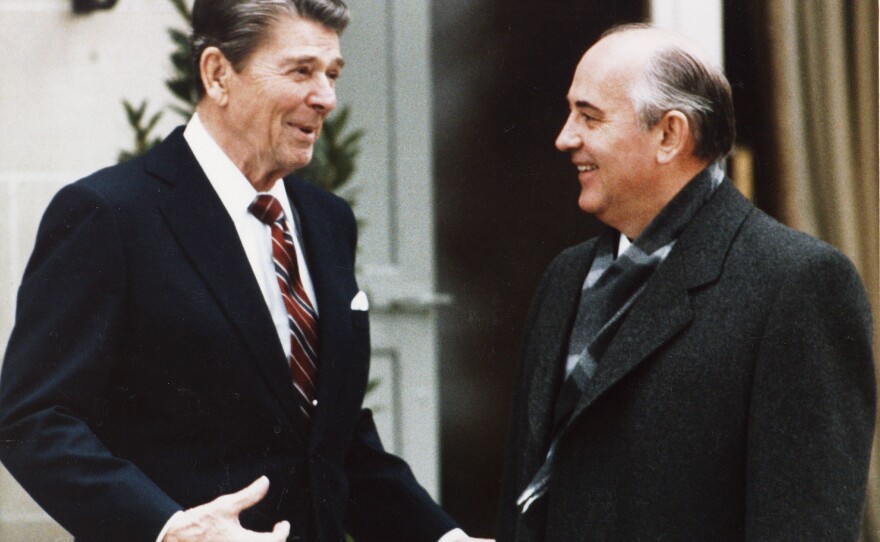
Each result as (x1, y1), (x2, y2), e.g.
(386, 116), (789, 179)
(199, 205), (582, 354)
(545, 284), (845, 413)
(555, 113), (581, 152)
(307, 75), (337, 114)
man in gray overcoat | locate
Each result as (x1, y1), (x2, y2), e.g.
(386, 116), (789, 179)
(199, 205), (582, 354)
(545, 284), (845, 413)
(498, 24), (875, 541)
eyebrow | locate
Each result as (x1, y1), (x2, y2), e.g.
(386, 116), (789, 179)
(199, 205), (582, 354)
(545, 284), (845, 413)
(574, 99), (603, 115)
(285, 55), (346, 69)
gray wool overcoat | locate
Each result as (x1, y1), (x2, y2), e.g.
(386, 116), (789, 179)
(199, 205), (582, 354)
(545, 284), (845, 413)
(498, 180), (876, 541)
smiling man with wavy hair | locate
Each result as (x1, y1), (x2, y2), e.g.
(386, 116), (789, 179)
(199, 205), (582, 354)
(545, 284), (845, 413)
(0, 2), (491, 541)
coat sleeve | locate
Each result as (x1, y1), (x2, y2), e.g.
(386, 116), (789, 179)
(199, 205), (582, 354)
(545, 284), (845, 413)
(745, 246), (876, 540)
(0, 183), (181, 541)
(313, 189), (460, 542)
(496, 254), (564, 541)
(344, 408), (460, 542)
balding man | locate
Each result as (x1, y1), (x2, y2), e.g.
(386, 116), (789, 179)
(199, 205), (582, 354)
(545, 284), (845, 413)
(498, 24), (875, 541)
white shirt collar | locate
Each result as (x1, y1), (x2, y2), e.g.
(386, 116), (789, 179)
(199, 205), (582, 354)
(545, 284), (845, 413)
(183, 113), (294, 218)
(617, 233), (632, 258)
(181, 113), (318, 331)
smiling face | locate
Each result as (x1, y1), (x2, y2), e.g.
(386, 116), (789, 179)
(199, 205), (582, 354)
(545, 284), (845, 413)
(555, 35), (666, 237)
(211, 14), (343, 190)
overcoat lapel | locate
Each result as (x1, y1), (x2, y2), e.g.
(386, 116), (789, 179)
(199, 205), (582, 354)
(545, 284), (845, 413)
(564, 182), (753, 433)
(572, 250), (693, 417)
(521, 241), (598, 469)
(145, 129), (310, 439)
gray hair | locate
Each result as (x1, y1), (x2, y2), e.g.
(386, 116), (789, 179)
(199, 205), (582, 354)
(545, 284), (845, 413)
(603, 24), (736, 161)
(191, 0), (349, 100)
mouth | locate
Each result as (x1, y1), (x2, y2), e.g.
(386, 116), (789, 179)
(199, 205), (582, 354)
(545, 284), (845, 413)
(577, 163), (598, 173)
(286, 121), (320, 141)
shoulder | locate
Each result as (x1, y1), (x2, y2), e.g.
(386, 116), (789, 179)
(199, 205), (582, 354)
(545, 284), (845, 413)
(58, 126), (192, 208)
(48, 148), (164, 216)
(285, 175), (355, 228)
(736, 208), (859, 281)
(730, 209), (869, 324)
(38, 158), (144, 223)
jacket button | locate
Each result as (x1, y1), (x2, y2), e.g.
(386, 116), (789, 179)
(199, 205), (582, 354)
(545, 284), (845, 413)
(273, 425), (282, 434)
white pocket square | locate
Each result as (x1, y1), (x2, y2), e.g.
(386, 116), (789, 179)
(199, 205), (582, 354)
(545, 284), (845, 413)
(350, 290), (369, 311)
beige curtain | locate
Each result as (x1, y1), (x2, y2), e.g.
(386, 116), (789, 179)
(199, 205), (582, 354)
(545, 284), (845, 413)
(757, 0), (879, 539)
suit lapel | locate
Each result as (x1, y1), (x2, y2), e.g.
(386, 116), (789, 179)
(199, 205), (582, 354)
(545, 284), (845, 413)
(283, 178), (353, 447)
(145, 129), (309, 438)
(564, 182), (753, 429)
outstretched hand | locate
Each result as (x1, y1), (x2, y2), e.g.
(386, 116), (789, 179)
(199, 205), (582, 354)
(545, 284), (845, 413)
(163, 476), (290, 542)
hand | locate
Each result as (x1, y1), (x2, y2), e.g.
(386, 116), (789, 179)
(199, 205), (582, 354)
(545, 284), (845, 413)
(163, 476), (290, 542)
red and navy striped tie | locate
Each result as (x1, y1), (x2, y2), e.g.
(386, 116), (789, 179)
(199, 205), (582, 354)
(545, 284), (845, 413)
(249, 194), (318, 420)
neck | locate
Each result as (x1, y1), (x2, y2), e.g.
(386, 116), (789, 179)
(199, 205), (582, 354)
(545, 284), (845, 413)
(196, 105), (282, 192)
(612, 158), (713, 239)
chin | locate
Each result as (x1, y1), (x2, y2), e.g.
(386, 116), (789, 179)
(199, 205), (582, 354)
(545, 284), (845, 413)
(284, 151), (314, 173)
(577, 192), (604, 215)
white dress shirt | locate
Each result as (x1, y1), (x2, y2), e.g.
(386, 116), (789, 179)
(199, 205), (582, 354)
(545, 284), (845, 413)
(157, 115), (466, 542)
(185, 113), (318, 360)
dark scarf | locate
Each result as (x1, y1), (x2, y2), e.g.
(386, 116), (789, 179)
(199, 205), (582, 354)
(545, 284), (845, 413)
(517, 163), (726, 514)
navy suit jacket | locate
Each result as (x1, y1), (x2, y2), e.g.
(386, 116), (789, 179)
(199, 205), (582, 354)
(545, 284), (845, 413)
(498, 181), (876, 541)
(0, 128), (457, 542)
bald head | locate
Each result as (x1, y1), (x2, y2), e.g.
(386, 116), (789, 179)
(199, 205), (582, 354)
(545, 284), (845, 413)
(555, 24), (735, 237)
(599, 25), (716, 63)
(592, 24), (735, 162)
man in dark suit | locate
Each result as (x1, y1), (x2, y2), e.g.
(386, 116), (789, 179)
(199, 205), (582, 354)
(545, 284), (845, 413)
(0, 1), (491, 541)
(498, 24), (876, 541)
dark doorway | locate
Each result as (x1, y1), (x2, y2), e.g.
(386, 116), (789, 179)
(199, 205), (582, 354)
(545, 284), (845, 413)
(433, 1), (646, 535)
(723, 0), (775, 215)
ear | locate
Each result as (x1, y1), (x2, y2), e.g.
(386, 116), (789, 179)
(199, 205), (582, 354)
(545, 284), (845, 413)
(200, 46), (233, 107)
(655, 110), (692, 165)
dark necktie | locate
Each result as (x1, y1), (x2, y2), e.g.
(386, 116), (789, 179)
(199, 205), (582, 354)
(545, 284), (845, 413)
(249, 194), (319, 420)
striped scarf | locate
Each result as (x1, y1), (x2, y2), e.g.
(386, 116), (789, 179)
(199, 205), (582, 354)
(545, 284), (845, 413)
(518, 163), (726, 514)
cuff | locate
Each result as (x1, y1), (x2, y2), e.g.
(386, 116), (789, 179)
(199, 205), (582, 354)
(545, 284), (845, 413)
(155, 510), (185, 542)
(438, 528), (468, 542)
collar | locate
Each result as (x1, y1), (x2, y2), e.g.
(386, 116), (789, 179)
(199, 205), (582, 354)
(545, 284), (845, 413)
(617, 235), (632, 258)
(614, 161), (725, 261)
(183, 113), (293, 218)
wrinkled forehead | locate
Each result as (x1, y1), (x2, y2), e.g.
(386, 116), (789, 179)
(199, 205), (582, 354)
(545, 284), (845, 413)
(567, 39), (645, 105)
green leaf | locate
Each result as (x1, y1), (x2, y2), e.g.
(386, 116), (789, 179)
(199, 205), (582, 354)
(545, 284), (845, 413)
(340, 131), (365, 149)
(366, 378), (380, 395)
(123, 99), (144, 125)
(166, 78), (195, 108)
(168, 0), (191, 22)
(143, 110), (164, 135)
(168, 104), (194, 119)
(168, 28), (189, 43)
(298, 105), (363, 192)
(118, 99), (164, 163)
(169, 52), (191, 71)
(333, 105), (350, 127)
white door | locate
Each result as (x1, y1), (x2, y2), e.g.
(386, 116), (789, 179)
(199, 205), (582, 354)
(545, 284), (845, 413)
(341, 0), (445, 497)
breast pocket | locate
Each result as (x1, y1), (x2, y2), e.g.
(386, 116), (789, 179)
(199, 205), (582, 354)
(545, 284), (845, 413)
(351, 310), (369, 331)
